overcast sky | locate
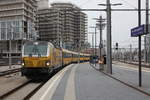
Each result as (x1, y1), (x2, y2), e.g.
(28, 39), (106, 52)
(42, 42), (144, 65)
(49, 0), (149, 48)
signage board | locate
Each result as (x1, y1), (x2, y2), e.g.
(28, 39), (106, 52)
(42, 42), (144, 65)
(131, 25), (146, 37)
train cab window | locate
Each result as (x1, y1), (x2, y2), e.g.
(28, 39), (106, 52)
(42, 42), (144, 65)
(24, 43), (48, 57)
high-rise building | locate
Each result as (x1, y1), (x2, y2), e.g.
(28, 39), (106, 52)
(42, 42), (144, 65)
(37, 0), (49, 10)
(0, 0), (37, 55)
(37, 3), (87, 50)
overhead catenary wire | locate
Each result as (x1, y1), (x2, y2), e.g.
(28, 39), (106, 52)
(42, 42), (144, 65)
(118, 0), (138, 9)
(79, 0), (91, 7)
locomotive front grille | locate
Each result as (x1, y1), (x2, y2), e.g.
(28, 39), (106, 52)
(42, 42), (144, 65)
(24, 60), (46, 68)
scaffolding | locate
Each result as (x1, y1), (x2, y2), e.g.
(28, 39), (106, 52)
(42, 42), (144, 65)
(0, 0), (37, 60)
(37, 3), (88, 50)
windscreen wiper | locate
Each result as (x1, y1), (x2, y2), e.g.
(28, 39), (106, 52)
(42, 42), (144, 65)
(29, 53), (32, 57)
(34, 45), (41, 57)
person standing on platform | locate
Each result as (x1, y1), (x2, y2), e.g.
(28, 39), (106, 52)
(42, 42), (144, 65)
(99, 55), (106, 71)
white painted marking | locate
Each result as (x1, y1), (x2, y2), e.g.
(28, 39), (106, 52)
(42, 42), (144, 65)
(113, 64), (150, 73)
(39, 74), (62, 100)
(64, 64), (78, 100)
(30, 64), (73, 100)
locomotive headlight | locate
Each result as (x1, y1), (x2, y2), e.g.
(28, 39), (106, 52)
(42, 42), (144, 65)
(46, 62), (50, 66)
(22, 62), (25, 66)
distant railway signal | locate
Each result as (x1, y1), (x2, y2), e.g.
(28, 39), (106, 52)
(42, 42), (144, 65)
(115, 42), (118, 50)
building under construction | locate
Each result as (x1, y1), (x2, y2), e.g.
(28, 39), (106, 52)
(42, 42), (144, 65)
(0, 0), (37, 63)
(38, 2), (87, 50)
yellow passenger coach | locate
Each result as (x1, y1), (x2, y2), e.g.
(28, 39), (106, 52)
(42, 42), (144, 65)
(21, 41), (90, 79)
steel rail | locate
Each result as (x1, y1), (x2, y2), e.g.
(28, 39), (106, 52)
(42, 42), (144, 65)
(0, 80), (31, 99)
(116, 60), (150, 68)
(0, 68), (21, 77)
(23, 82), (46, 100)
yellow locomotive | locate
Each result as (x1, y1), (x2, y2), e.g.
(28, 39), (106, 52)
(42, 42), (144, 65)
(21, 41), (90, 78)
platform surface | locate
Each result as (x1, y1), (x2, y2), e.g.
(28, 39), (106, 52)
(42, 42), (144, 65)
(31, 63), (150, 100)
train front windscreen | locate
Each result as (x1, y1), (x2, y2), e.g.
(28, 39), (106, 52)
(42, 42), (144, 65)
(23, 42), (48, 57)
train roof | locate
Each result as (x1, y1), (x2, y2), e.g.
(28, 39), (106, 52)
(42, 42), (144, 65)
(62, 48), (90, 56)
(62, 49), (78, 54)
(23, 41), (90, 56)
(24, 41), (54, 47)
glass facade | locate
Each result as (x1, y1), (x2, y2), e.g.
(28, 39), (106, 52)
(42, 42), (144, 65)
(0, 20), (36, 40)
(0, 20), (21, 40)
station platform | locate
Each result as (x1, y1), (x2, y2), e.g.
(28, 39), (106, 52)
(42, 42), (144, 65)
(112, 62), (150, 93)
(0, 65), (21, 72)
(31, 63), (150, 100)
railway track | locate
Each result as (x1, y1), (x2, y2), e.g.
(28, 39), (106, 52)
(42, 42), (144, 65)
(0, 80), (46, 100)
(116, 60), (150, 68)
(0, 68), (21, 77)
(0, 63), (67, 99)
(23, 82), (46, 100)
(0, 80), (31, 99)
